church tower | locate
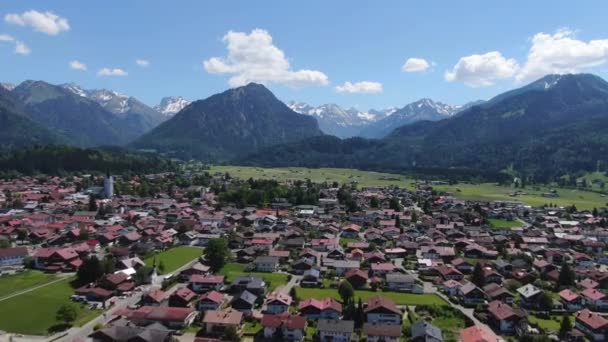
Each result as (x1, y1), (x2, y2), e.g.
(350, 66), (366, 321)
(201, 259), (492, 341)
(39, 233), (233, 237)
(103, 170), (114, 199)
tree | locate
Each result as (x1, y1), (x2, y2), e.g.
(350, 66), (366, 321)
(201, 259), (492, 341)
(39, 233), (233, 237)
(78, 226), (89, 241)
(17, 229), (28, 243)
(222, 326), (239, 341)
(370, 197), (379, 208)
(559, 312), (572, 338)
(134, 266), (152, 285)
(355, 298), (364, 328)
(158, 260), (166, 274)
(88, 196), (98, 212)
(56, 303), (78, 325)
(593, 207), (599, 217)
(395, 215), (401, 228)
(471, 262), (486, 287)
(338, 280), (354, 304)
(76, 256), (104, 284)
(411, 211), (418, 224)
(557, 261), (575, 288)
(539, 292), (554, 311)
(204, 238), (230, 271)
(389, 197), (402, 212)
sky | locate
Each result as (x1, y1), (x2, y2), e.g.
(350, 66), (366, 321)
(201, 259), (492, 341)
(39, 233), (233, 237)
(1, 1), (608, 110)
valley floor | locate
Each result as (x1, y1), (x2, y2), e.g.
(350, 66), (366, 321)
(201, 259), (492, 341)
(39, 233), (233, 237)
(210, 165), (608, 210)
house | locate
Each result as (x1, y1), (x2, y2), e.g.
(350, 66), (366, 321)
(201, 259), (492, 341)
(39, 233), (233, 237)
(559, 289), (583, 312)
(516, 284), (543, 309)
(141, 289), (167, 306)
(435, 265), (464, 281)
(328, 260), (360, 276)
(124, 306), (197, 328)
(0, 247), (28, 268)
(365, 297), (402, 325)
(299, 298), (342, 320)
(486, 300), (527, 334)
(198, 291), (224, 312)
(386, 272), (418, 292)
(33, 247), (80, 272)
(230, 275), (267, 296)
(581, 288), (608, 310)
(575, 309), (608, 342)
(411, 321), (443, 342)
(169, 287), (197, 307)
(89, 324), (171, 342)
(483, 283), (514, 304)
(202, 308), (243, 335)
(459, 283), (486, 306)
(231, 290), (257, 314)
(262, 313), (307, 341)
(190, 275), (225, 293)
(364, 322), (402, 342)
(254, 256), (279, 273)
(301, 269), (321, 287)
(318, 319), (354, 342)
(371, 262), (397, 277)
(451, 258), (474, 274)
(459, 325), (499, 342)
(264, 292), (293, 314)
(344, 269), (369, 289)
(293, 257), (315, 274)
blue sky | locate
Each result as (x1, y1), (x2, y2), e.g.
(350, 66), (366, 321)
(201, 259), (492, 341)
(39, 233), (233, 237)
(1, 1), (608, 109)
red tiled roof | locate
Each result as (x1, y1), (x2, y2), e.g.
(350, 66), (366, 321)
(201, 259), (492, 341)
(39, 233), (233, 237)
(199, 291), (224, 304)
(202, 308), (242, 325)
(261, 313), (306, 329)
(581, 288), (606, 301)
(364, 296), (400, 315)
(558, 289), (579, 302)
(299, 298), (342, 313)
(487, 300), (516, 321)
(576, 309), (608, 330)
(191, 275), (224, 284)
(460, 325), (499, 342)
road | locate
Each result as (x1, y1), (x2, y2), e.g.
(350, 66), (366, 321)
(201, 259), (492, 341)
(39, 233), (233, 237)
(278, 274), (301, 294)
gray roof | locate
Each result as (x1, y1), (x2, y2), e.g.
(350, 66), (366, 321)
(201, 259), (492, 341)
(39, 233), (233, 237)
(318, 319), (354, 333)
(386, 272), (415, 284)
(411, 321), (443, 341)
(237, 290), (257, 305)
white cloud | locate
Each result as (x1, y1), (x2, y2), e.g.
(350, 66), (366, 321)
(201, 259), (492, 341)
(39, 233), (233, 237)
(445, 51), (519, 87)
(15, 41), (30, 55)
(203, 28), (329, 87)
(5, 10), (70, 36)
(69, 60), (87, 71)
(136, 59), (150, 67)
(335, 81), (383, 94)
(0, 34), (14, 42)
(402, 58), (430, 72)
(516, 28), (608, 82)
(97, 68), (128, 76)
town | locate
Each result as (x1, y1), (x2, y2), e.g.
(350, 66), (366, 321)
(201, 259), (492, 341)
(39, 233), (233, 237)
(0, 169), (607, 342)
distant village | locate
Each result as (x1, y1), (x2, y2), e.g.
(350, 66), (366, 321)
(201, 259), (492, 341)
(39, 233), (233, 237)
(1, 170), (608, 342)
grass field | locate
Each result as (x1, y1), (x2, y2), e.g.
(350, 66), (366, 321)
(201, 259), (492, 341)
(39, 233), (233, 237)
(487, 218), (523, 229)
(529, 314), (573, 332)
(143, 246), (202, 274)
(434, 182), (607, 210)
(0, 277), (99, 335)
(0, 271), (57, 298)
(210, 165), (608, 209)
(295, 287), (448, 306)
(219, 263), (288, 292)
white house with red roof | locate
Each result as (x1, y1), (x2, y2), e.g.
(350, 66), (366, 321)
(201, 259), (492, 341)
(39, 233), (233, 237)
(575, 309), (608, 341)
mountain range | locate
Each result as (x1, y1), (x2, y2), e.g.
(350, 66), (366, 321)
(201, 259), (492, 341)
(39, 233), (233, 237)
(289, 98), (484, 138)
(2, 73), (608, 180)
(239, 74), (608, 181)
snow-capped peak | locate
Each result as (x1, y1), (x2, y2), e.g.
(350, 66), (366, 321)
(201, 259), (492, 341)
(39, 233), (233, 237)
(61, 83), (88, 97)
(1, 82), (16, 91)
(155, 96), (191, 115)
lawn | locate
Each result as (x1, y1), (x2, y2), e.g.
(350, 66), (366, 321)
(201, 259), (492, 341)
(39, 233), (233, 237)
(434, 182), (607, 210)
(0, 270), (57, 298)
(295, 287), (448, 306)
(219, 263), (289, 292)
(243, 321), (263, 336)
(210, 165), (415, 188)
(0, 277), (99, 335)
(487, 218), (523, 229)
(528, 314), (573, 332)
(210, 165), (608, 209)
(143, 246), (202, 274)
(339, 237), (360, 248)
